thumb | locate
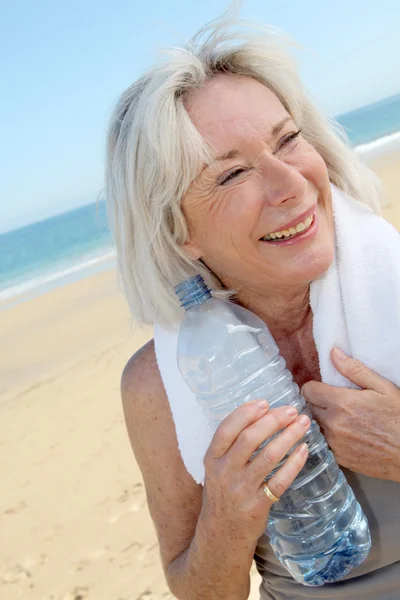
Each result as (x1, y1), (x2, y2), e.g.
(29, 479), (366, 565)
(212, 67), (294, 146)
(331, 347), (390, 393)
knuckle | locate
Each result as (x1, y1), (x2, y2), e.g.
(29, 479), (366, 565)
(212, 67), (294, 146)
(215, 423), (230, 444)
(274, 408), (290, 427)
(204, 445), (222, 470)
(239, 428), (257, 447)
(270, 476), (286, 498)
(271, 406), (288, 429)
(291, 435), (304, 450)
(269, 409), (285, 431)
(260, 444), (278, 466)
(290, 423), (307, 441)
(348, 360), (365, 376)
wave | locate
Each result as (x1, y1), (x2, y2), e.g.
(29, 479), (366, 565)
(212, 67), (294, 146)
(355, 130), (400, 159)
(0, 249), (116, 303)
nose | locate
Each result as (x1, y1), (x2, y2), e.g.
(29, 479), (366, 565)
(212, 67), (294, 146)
(259, 151), (306, 207)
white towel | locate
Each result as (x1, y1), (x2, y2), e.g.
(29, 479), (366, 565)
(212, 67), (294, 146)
(154, 184), (400, 484)
(311, 185), (400, 386)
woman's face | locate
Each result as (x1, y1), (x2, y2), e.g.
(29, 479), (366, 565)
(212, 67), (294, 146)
(182, 74), (334, 293)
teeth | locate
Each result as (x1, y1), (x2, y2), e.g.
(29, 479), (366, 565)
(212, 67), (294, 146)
(261, 213), (314, 242)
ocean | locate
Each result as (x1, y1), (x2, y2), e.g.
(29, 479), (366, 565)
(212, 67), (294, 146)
(1, 93), (400, 306)
(0, 201), (114, 305)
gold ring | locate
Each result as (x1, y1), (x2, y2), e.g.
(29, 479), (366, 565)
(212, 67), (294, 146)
(263, 482), (280, 503)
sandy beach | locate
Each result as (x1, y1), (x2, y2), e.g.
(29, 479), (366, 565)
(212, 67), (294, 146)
(1, 149), (399, 600)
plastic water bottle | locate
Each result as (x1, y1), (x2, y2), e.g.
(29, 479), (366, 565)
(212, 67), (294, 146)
(174, 275), (371, 586)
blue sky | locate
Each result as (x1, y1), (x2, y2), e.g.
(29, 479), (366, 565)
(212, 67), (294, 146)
(1, 0), (399, 233)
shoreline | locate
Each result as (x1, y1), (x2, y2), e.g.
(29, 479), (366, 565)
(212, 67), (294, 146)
(0, 252), (116, 311)
(355, 129), (400, 159)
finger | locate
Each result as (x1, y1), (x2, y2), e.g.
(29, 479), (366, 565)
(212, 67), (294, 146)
(247, 413), (311, 485)
(301, 380), (341, 409)
(331, 347), (393, 393)
(260, 443), (309, 503)
(224, 405), (299, 471)
(206, 399), (269, 460)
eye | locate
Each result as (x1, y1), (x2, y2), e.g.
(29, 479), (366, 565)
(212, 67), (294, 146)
(219, 168), (245, 186)
(275, 129), (302, 153)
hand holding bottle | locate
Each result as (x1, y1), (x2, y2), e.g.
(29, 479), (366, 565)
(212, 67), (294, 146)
(199, 399), (310, 543)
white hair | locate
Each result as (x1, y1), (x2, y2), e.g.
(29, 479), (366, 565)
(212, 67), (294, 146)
(105, 12), (383, 326)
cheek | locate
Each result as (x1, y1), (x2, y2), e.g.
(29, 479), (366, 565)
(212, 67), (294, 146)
(226, 182), (264, 225)
(293, 145), (333, 221)
(199, 183), (263, 246)
(297, 145), (331, 189)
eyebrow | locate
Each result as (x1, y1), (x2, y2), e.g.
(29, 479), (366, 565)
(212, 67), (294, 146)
(201, 116), (293, 173)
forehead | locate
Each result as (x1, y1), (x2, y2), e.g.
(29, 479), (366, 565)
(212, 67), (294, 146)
(184, 74), (290, 154)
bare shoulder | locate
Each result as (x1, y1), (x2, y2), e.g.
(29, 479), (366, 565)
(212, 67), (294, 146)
(121, 338), (176, 471)
(121, 338), (165, 419)
(121, 337), (159, 391)
(121, 339), (203, 568)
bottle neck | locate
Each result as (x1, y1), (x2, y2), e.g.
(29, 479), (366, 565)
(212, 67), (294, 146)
(174, 275), (212, 310)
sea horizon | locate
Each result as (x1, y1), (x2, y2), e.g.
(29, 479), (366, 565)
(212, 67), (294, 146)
(1, 93), (400, 309)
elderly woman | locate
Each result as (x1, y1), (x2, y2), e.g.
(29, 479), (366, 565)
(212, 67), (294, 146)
(105, 15), (400, 600)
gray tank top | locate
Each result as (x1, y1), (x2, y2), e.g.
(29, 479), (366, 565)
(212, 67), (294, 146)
(255, 469), (400, 599)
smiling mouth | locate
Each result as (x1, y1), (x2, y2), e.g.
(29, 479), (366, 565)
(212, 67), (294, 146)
(260, 213), (315, 242)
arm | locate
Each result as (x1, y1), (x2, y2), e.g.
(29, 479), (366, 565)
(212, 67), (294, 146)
(122, 340), (309, 599)
(122, 340), (253, 599)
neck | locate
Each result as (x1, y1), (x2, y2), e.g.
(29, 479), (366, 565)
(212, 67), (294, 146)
(216, 276), (320, 385)
(225, 280), (312, 342)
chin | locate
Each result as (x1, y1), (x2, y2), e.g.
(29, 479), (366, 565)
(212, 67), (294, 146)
(271, 226), (335, 286)
(294, 208), (335, 284)
(297, 235), (335, 284)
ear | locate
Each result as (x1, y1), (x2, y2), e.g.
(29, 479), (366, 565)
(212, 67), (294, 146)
(182, 239), (203, 261)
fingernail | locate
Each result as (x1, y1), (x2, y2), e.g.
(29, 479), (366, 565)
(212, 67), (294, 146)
(257, 400), (269, 410)
(334, 347), (347, 361)
(298, 443), (308, 456)
(298, 414), (310, 426)
(285, 406), (297, 417)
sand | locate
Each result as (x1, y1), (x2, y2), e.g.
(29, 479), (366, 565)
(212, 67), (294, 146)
(1, 149), (399, 600)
